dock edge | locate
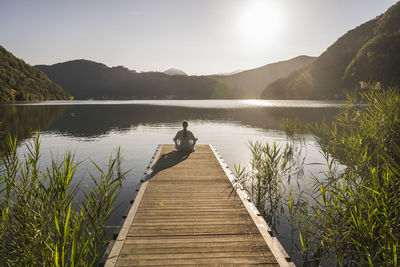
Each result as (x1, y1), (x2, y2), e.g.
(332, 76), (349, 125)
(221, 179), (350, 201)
(104, 144), (163, 267)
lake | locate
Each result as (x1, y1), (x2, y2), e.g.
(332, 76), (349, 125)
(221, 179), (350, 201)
(0, 99), (343, 264)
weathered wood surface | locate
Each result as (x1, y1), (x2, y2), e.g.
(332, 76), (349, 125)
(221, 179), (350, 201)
(106, 144), (293, 266)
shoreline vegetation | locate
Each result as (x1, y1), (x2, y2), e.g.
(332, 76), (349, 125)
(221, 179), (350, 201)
(0, 46), (72, 102)
(0, 134), (126, 266)
(236, 85), (400, 265)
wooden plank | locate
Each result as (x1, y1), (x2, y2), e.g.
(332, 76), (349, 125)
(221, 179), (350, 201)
(117, 251), (276, 260)
(115, 257), (278, 266)
(105, 145), (293, 266)
(121, 243), (268, 251)
(123, 234), (270, 244)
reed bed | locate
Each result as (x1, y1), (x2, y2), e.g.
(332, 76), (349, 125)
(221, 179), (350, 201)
(237, 85), (400, 266)
(0, 134), (126, 266)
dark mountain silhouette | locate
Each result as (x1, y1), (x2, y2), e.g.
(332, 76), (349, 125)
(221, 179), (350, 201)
(208, 56), (315, 98)
(0, 45), (71, 101)
(163, 68), (187, 76)
(262, 2), (400, 100)
(36, 60), (232, 99)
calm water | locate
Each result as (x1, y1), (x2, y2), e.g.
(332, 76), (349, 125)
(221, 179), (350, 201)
(0, 99), (343, 264)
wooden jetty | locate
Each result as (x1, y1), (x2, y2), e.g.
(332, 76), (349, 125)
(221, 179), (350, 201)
(105, 144), (294, 266)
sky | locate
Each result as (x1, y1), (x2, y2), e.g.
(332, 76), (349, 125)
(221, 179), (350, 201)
(0, 0), (398, 75)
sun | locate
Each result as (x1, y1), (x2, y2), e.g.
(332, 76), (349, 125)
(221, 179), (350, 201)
(237, 1), (283, 49)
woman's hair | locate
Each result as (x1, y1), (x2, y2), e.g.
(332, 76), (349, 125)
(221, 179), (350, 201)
(182, 120), (188, 138)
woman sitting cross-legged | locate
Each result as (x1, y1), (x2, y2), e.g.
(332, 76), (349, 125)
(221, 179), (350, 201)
(173, 120), (198, 153)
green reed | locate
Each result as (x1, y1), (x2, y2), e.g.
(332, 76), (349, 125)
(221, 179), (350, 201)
(238, 85), (400, 266)
(288, 85), (400, 266)
(0, 134), (126, 266)
(234, 139), (304, 232)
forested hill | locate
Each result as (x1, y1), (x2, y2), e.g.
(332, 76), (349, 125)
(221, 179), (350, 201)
(36, 60), (233, 100)
(0, 45), (71, 101)
(208, 55), (315, 98)
(262, 2), (400, 100)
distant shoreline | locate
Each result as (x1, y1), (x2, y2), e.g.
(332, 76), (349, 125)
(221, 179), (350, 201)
(1, 99), (345, 109)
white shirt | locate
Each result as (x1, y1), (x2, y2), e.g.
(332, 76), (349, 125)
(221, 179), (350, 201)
(173, 130), (197, 151)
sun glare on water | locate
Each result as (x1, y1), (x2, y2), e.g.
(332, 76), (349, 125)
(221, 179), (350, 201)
(237, 1), (283, 49)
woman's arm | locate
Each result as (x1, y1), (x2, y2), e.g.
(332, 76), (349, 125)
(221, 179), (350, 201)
(173, 131), (181, 143)
(189, 131), (198, 144)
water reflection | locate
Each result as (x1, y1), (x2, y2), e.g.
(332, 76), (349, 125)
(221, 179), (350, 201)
(0, 105), (67, 150)
(44, 105), (340, 138)
(1, 101), (340, 142)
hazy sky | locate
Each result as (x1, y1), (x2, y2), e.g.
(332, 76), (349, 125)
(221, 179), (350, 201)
(0, 0), (398, 75)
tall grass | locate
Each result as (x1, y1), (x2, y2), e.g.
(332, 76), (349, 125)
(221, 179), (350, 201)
(290, 85), (400, 266)
(234, 140), (304, 232)
(238, 85), (400, 265)
(0, 134), (126, 266)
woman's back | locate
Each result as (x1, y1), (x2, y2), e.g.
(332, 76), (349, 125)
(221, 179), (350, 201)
(173, 121), (197, 152)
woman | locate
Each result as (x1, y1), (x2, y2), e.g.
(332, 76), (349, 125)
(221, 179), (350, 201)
(173, 120), (198, 152)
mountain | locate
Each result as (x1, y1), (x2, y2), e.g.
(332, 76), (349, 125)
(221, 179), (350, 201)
(261, 2), (400, 100)
(163, 68), (187, 76)
(36, 60), (232, 99)
(0, 45), (71, 101)
(208, 56), (316, 98)
(216, 70), (243, 76)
